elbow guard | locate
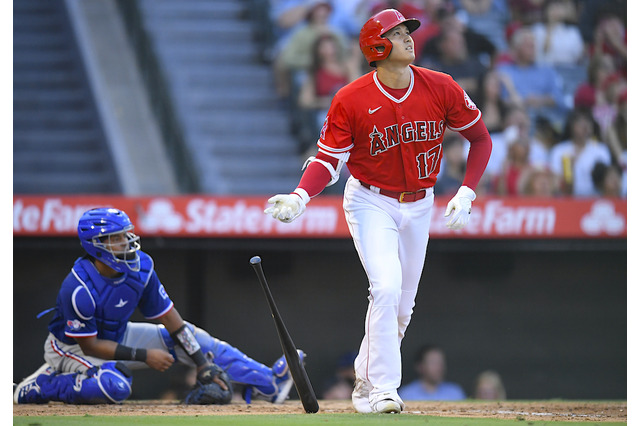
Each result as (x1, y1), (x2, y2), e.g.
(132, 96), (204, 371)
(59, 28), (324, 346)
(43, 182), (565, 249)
(302, 151), (349, 187)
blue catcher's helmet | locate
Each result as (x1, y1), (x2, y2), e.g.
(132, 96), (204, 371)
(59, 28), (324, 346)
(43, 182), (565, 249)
(77, 208), (141, 273)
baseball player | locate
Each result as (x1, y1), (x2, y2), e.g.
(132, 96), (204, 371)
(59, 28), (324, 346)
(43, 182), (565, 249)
(14, 207), (302, 405)
(265, 9), (492, 413)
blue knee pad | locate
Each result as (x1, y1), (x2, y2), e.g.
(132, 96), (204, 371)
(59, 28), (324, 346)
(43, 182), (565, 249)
(161, 323), (277, 396)
(36, 362), (132, 404)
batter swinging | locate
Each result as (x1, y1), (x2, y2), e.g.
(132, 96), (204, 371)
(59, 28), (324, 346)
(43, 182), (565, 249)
(265, 9), (492, 414)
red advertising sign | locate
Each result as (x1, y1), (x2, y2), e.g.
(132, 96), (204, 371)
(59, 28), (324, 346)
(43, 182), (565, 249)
(13, 195), (627, 239)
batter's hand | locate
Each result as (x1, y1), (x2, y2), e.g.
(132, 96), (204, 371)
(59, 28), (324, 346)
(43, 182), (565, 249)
(265, 193), (307, 223)
(146, 348), (175, 372)
(444, 186), (476, 230)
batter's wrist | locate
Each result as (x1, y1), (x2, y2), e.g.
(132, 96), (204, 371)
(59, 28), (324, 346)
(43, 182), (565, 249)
(293, 188), (310, 204)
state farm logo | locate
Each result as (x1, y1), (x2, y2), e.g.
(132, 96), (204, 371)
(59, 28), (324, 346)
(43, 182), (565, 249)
(138, 199), (183, 232)
(580, 200), (625, 236)
(136, 198), (339, 235)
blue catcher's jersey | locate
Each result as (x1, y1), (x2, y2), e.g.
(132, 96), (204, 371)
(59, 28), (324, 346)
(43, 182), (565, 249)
(48, 252), (174, 345)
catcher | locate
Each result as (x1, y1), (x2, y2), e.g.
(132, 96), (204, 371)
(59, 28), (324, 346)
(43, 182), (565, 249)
(14, 207), (302, 405)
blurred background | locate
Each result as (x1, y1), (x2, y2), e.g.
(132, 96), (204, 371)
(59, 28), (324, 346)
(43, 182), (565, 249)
(14, 0), (626, 401)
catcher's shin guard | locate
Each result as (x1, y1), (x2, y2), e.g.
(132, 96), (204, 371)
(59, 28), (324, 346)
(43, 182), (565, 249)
(209, 339), (279, 398)
(15, 362), (132, 404)
(160, 323), (277, 396)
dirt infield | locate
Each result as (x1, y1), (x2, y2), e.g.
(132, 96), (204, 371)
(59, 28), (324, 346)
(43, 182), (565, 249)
(14, 400), (627, 422)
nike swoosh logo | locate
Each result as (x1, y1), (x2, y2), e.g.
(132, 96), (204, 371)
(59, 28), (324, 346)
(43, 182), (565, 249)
(115, 299), (129, 308)
(368, 106), (382, 114)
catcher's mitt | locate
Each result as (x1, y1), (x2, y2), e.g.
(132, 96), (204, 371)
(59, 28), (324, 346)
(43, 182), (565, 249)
(184, 364), (233, 405)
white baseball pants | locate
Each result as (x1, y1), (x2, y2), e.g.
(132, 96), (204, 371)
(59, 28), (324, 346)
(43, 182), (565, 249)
(343, 176), (434, 400)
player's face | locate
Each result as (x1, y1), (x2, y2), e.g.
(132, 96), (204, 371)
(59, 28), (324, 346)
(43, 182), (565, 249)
(101, 231), (139, 261)
(382, 24), (415, 65)
(418, 350), (446, 385)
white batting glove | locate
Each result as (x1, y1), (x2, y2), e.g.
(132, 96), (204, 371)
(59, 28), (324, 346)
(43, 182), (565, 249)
(444, 186), (476, 230)
(264, 189), (310, 223)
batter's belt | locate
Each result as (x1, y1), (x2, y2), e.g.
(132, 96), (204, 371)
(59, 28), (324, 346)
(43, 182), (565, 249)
(359, 181), (430, 203)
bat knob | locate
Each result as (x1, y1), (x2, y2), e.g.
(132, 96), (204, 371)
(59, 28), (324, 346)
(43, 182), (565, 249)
(250, 256), (262, 265)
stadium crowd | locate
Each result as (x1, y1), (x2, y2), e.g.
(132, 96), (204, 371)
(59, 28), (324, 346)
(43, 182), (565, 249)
(253, 0), (626, 198)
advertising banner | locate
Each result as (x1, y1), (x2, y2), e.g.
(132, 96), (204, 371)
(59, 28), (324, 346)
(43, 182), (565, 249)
(13, 195), (627, 239)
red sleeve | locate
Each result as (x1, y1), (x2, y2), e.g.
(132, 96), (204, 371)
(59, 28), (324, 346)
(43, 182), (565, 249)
(458, 119), (492, 191)
(295, 152), (338, 198)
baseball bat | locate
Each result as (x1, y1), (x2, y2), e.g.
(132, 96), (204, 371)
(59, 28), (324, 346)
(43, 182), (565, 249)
(250, 256), (319, 414)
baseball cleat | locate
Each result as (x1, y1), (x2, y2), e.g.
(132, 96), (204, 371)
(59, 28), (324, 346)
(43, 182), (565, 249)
(370, 392), (405, 414)
(13, 363), (55, 404)
(372, 398), (402, 413)
(271, 349), (305, 404)
(352, 377), (373, 413)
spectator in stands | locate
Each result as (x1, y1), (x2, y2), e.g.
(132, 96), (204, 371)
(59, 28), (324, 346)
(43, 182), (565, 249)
(591, 71), (625, 143)
(497, 140), (530, 196)
(495, 26), (567, 127)
(326, 0), (371, 38)
(297, 33), (360, 153)
(474, 70), (507, 134)
(273, 0), (348, 98)
(484, 106), (548, 192)
(321, 351), (358, 400)
(435, 131), (468, 196)
(603, 89), (626, 196)
(453, 0), (511, 53)
(590, 12), (626, 76)
(269, 0), (365, 52)
(573, 53), (616, 110)
(591, 162), (622, 198)
(473, 370), (507, 400)
(507, 0), (545, 26)
(530, 0), (585, 66)
(577, 0), (626, 48)
(420, 28), (488, 102)
(421, 7), (497, 68)
(530, 115), (559, 168)
(549, 108), (611, 196)
(519, 165), (558, 196)
(269, 0), (315, 58)
(398, 345), (465, 400)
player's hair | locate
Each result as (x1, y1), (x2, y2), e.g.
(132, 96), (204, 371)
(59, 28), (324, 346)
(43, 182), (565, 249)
(413, 344), (443, 364)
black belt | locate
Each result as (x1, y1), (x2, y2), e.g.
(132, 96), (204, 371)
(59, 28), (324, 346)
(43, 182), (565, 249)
(360, 182), (428, 203)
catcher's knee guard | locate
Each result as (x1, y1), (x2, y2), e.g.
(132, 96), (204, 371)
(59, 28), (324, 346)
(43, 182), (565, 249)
(17, 362), (132, 404)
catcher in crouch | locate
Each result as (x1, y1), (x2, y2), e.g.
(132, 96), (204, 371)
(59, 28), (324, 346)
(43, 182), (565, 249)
(14, 207), (302, 405)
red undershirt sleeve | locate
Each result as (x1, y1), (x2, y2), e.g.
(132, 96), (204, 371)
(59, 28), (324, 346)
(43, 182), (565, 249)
(295, 152), (339, 198)
(458, 119), (493, 191)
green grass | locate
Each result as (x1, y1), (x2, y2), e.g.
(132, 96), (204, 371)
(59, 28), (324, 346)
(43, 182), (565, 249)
(12, 414), (628, 426)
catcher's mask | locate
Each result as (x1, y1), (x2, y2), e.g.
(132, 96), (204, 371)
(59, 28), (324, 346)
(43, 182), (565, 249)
(78, 208), (141, 273)
(359, 8), (421, 67)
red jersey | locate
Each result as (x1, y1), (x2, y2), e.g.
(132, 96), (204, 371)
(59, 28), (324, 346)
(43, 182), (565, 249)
(317, 65), (481, 192)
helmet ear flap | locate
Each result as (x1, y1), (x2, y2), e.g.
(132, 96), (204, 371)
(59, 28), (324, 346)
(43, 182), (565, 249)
(362, 36), (393, 67)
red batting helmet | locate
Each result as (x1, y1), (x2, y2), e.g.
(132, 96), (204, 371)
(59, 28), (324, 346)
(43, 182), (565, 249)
(359, 9), (421, 67)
